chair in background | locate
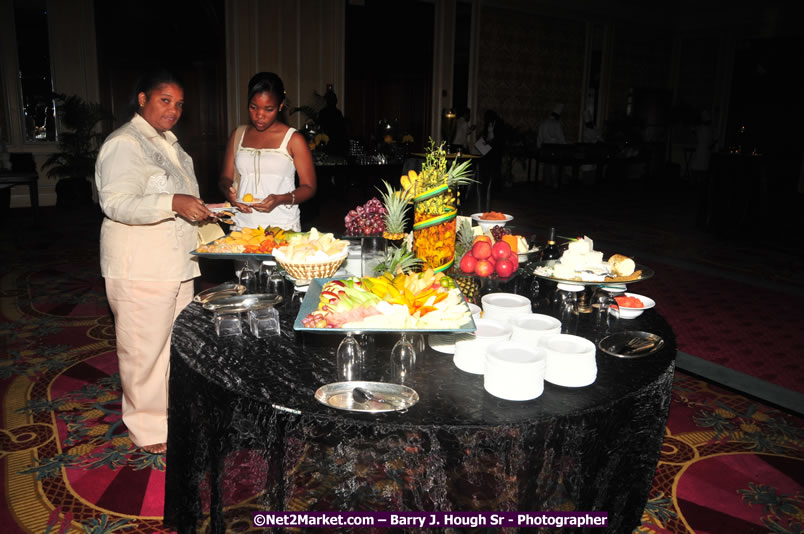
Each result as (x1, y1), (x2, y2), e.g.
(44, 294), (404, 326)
(0, 153), (39, 219)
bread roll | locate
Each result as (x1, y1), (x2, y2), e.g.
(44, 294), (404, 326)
(607, 254), (635, 277)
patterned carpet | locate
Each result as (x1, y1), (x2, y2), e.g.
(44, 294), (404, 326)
(1, 204), (803, 533)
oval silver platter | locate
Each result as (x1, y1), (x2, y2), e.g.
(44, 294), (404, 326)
(315, 381), (419, 413)
(193, 282), (247, 304)
(202, 293), (283, 313)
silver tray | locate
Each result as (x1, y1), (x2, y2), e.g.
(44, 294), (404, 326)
(598, 331), (665, 359)
(193, 282), (247, 304)
(202, 293), (283, 313)
(314, 381), (419, 413)
(531, 259), (654, 286)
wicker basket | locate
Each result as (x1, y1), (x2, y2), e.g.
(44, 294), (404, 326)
(277, 255), (346, 282)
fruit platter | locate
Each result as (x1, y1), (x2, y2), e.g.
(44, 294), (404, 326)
(531, 235), (654, 285)
(294, 269), (476, 333)
(192, 226), (292, 260)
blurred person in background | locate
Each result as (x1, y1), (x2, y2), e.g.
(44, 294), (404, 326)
(537, 104), (566, 189)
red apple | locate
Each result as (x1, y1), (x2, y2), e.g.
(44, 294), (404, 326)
(474, 259), (494, 277)
(471, 240), (492, 260)
(459, 252), (477, 273)
(491, 241), (512, 261)
(474, 235), (491, 244)
(495, 258), (516, 278)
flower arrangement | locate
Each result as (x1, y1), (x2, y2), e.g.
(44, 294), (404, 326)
(405, 140), (474, 272)
(308, 132), (329, 151)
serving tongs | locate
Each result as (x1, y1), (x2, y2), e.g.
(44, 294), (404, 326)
(209, 210), (236, 225)
(621, 336), (664, 355)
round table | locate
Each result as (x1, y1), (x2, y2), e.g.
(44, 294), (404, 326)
(164, 280), (676, 533)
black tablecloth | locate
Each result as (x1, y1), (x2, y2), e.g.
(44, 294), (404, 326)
(164, 279), (676, 533)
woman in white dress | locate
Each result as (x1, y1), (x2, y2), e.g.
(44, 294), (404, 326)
(219, 72), (317, 231)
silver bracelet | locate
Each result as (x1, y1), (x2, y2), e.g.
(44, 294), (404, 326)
(288, 191), (295, 206)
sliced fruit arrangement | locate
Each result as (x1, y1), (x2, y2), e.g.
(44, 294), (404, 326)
(300, 269), (471, 330)
(196, 226), (290, 254)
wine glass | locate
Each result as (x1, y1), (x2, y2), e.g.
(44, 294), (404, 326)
(336, 332), (363, 381)
(258, 261), (276, 292)
(390, 333), (417, 384)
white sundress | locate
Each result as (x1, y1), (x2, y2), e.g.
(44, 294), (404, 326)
(234, 127), (300, 231)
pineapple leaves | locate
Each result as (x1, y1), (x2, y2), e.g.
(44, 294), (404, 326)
(376, 179), (410, 235)
(375, 245), (423, 274)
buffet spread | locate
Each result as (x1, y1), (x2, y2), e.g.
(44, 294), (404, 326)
(191, 141), (661, 408)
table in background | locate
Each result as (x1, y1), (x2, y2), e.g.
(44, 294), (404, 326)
(164, 279), (676, 533)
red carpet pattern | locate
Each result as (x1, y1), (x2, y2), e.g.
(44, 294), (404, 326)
(637, 372), (803, 534)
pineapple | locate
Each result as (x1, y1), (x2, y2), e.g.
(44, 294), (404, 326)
(455, 217), (474, 260)
(453, 274), (480, 304)
(377, 179), (409, 240)
(374, 246), (423, 274)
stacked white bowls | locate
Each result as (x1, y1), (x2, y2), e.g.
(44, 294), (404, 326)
(453, 318), (512, 374)
(484, 341), (547, 400)
(481, 293), (532, 323)
(539, 334), (597, 387)
(510, 314), (562, 344)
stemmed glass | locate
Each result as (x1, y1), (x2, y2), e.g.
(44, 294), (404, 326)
(390, 333), (417, 384)
(336, 332), (363, 382)
(258, 261), (275, 293)
(590, 287), (621, 340)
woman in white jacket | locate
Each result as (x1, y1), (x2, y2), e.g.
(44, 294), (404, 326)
(95, 68), (214, 454)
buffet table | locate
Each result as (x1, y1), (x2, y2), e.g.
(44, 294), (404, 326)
(163, 280), (676, 533)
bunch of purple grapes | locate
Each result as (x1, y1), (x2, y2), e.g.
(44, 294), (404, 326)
(344, 197), (387, 236)
(490, 225), (511, 241)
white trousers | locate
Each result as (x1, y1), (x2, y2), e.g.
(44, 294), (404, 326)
(105, 278), (194, 447)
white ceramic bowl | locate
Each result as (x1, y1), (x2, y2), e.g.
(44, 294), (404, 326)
(471, 213), (514, 233)
(484, 341), (547, 400)
(615, 292), (656, 319)
(453, 318), (512, 374)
